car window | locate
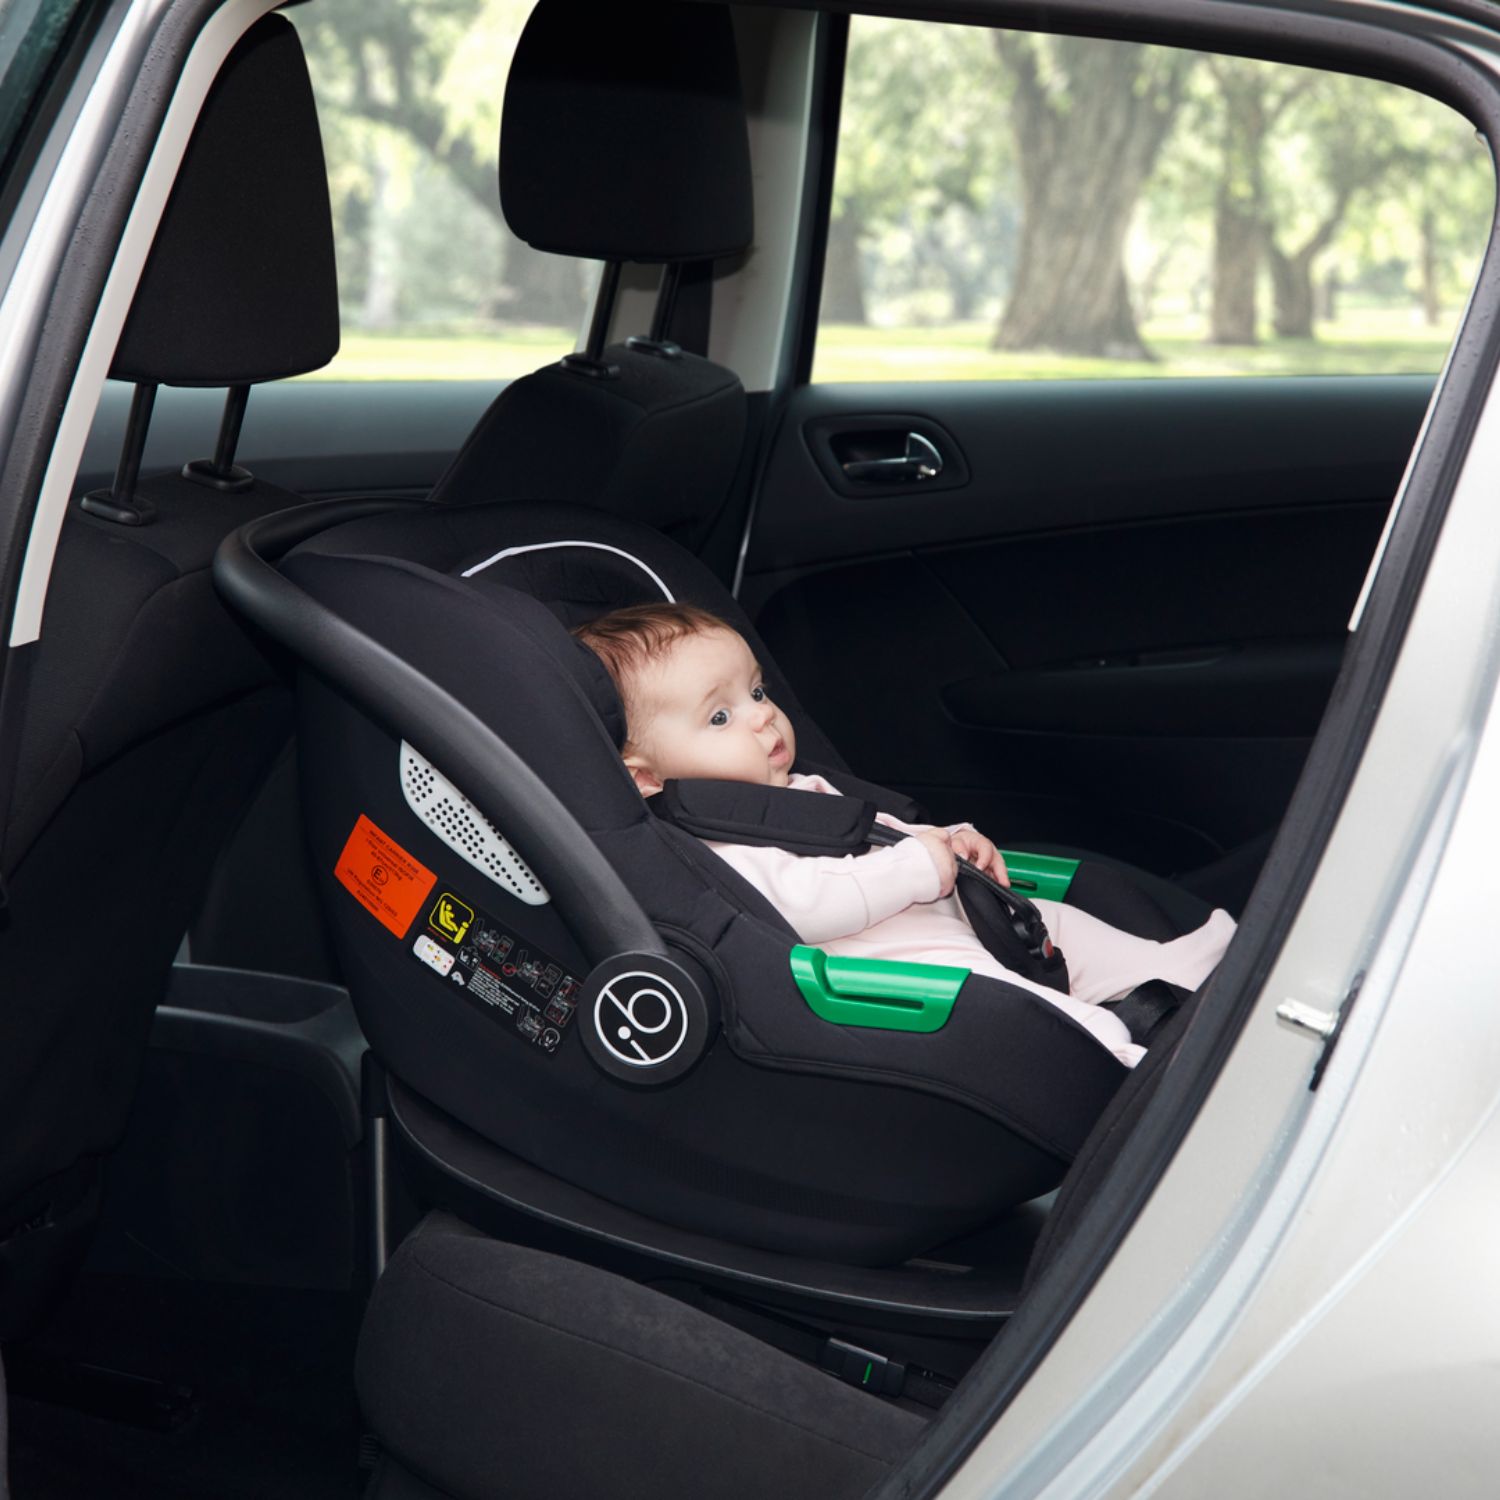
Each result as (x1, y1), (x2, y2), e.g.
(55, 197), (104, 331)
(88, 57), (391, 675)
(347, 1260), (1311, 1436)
(0, 0), (86, 188)
(289, 0), (594, 382)
(814, 19), (1493, 381)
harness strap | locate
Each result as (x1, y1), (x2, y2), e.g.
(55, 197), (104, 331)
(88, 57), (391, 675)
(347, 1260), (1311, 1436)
(651, 779), (1069, 992)
(1102, 978), (1192, 1046)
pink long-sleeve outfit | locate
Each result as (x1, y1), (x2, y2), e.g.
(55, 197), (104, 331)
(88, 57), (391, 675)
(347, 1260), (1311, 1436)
(706, 773), (1235, 1067)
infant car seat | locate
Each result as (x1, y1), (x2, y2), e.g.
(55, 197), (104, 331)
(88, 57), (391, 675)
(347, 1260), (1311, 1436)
(218, 499), (1208, 1267)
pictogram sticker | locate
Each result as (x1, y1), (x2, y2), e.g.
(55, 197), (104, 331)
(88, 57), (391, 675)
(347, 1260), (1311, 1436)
(407, 883), (581, 1057)
(429, 892), (474, 944)
(335, 814), (437, 938)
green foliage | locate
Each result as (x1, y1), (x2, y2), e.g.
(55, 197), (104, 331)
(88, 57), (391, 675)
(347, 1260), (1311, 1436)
(290, 0), (581, 333)
(288, 2), (1492, 366)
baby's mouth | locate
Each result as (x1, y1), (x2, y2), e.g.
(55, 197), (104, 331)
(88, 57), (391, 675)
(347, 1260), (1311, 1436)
(768, 737), (789, 766)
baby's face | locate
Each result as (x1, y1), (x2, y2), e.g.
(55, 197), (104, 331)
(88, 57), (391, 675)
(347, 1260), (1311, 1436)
(625, 627), (796, 792)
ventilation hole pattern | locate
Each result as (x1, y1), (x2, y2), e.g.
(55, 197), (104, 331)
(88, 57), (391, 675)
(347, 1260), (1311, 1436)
(399, 743), (549, 905)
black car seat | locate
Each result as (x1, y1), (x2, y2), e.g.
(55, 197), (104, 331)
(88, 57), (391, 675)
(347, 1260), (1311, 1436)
(424, 0), (753, 552)
(218, 497), (1210, 1268)
(0, 15), (338, 1339)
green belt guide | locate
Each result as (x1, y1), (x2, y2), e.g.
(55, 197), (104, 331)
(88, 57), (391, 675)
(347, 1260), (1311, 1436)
(789, 850), (1078, 1032)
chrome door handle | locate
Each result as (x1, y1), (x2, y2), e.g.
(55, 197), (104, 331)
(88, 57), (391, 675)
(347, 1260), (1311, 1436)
(840, 432), (944, 483)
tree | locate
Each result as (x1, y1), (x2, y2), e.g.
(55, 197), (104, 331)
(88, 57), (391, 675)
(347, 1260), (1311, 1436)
(297, 0), (587, 329)
(826, 18), (1007, 326)
(991, 35), (1193, 359)
(1201, 59), (1314, 345)
(1263, 77), (1409, 338)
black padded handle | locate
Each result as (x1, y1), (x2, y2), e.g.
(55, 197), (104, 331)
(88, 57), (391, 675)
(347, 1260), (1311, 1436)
(212, 498), (666, 968)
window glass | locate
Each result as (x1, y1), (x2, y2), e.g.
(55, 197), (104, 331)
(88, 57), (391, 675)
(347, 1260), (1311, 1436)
(291, 0), (593, 382)
(0, 0), (85, 190)
(815, 20), (1493, 381)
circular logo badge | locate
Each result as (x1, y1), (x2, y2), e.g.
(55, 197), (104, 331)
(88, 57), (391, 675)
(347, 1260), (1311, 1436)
(593, 971), (689, 1068)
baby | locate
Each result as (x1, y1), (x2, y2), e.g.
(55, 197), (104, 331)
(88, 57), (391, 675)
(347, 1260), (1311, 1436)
(575, 602), (1234, 1066)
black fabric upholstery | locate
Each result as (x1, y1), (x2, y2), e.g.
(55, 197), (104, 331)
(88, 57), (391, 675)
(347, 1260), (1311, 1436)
(111, 15), (338, 385)
(294, 501), (845, 768)
(365, 1463), (452, 1500)
(500, 0), (752, 262)
(0, 690), (290, 1221)
(357, 1214), (925, 1500)
(0, 14), (338, 1336)
(5, 475), (298, 873)
(425, 344), (747, 537)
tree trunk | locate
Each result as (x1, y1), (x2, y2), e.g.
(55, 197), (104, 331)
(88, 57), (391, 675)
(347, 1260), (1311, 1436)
(360, 145), (401, 330)
(502, 238), (590, 327)
(991, 37), (1190, 359)
(1420, 207), (1441, 326)
(1317, 269), (1339, 322)
(1267, 243), (1316, 338)
(821, 209), (869, 324)
(1207, 66), (1270, 346)
(1210, 195), (1261, 343)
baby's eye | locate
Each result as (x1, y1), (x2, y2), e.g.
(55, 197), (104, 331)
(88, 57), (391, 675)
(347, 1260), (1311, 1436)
(750, 684), (767, 702)
(709, 708), (729, 727)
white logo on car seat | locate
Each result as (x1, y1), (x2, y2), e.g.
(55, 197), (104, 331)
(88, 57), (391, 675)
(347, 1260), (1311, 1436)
(594, 972), (689, 1068)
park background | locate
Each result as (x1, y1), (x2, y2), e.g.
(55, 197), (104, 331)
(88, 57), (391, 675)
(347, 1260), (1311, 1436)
(288, 1), (1495, 382)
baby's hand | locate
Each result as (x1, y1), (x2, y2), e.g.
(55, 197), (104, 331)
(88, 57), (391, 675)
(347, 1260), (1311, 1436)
(916, 829), (958, 897)
(949, 827), (1010, 887)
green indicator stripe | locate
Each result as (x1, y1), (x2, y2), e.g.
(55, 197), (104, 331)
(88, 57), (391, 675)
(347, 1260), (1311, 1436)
(862, 1361), (874, 1386)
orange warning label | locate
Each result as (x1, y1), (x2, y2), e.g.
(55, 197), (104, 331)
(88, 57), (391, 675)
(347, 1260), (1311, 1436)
(334, 814), (437, 939)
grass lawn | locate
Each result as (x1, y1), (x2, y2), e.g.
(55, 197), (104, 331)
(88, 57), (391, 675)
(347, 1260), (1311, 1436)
(298, 306), (1455, 383)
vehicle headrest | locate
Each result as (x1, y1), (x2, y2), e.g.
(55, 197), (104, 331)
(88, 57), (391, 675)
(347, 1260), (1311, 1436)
(500, 0), (753, 263)
(111, 14), (339, 386)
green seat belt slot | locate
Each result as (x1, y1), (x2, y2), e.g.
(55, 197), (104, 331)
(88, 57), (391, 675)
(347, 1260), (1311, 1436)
(790, 945), (966, 1033)
(999, 850), (1080, 902)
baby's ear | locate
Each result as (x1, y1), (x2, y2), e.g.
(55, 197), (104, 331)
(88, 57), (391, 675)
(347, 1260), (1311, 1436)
(623, 754), (664, 798)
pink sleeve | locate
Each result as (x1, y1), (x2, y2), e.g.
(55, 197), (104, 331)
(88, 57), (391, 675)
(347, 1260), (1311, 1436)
(707, 838), (942, 945)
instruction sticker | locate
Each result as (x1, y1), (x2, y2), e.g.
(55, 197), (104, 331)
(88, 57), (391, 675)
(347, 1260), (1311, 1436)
(409, 885), (581, 1057)
(335, 814), (437, 938)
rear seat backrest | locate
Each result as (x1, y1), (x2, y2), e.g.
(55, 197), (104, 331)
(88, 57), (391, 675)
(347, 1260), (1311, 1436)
(426, 0), (755, 548)
(0, 14), (338, 1339)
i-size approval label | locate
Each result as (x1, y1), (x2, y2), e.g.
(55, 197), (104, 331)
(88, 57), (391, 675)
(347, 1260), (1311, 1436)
(335, 814), (437, 938)
(410, 886), (580, 1057)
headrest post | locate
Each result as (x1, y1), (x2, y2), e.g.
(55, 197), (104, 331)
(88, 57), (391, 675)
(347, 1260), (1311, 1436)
(626, 262), (685, 360)
(651, 262), (682, 343)
(79, 382), (158, 527)
(562, 260), (622, 380)
(183, 383), (254, 493)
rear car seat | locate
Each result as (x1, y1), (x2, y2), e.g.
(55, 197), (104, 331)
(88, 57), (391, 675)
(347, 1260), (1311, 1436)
(0, 14), (337, 1339)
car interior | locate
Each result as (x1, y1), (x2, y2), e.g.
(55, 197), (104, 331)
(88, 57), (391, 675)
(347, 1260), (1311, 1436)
(0, 0), (1489, 1496)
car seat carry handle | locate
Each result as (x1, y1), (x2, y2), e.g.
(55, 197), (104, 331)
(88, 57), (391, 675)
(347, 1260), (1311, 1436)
(213, 500), (667, 969)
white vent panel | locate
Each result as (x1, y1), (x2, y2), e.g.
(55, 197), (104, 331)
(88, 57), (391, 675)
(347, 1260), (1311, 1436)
(400, 743), (549, 906)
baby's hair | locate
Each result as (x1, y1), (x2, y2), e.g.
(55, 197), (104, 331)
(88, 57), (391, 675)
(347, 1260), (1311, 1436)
(573, 602), (733, 744)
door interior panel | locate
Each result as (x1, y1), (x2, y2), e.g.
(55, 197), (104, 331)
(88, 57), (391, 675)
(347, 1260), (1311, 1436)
(744, 378), (1431, 874)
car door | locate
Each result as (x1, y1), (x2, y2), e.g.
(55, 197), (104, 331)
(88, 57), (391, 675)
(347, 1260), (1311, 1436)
(736, 16), (1481, 881)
